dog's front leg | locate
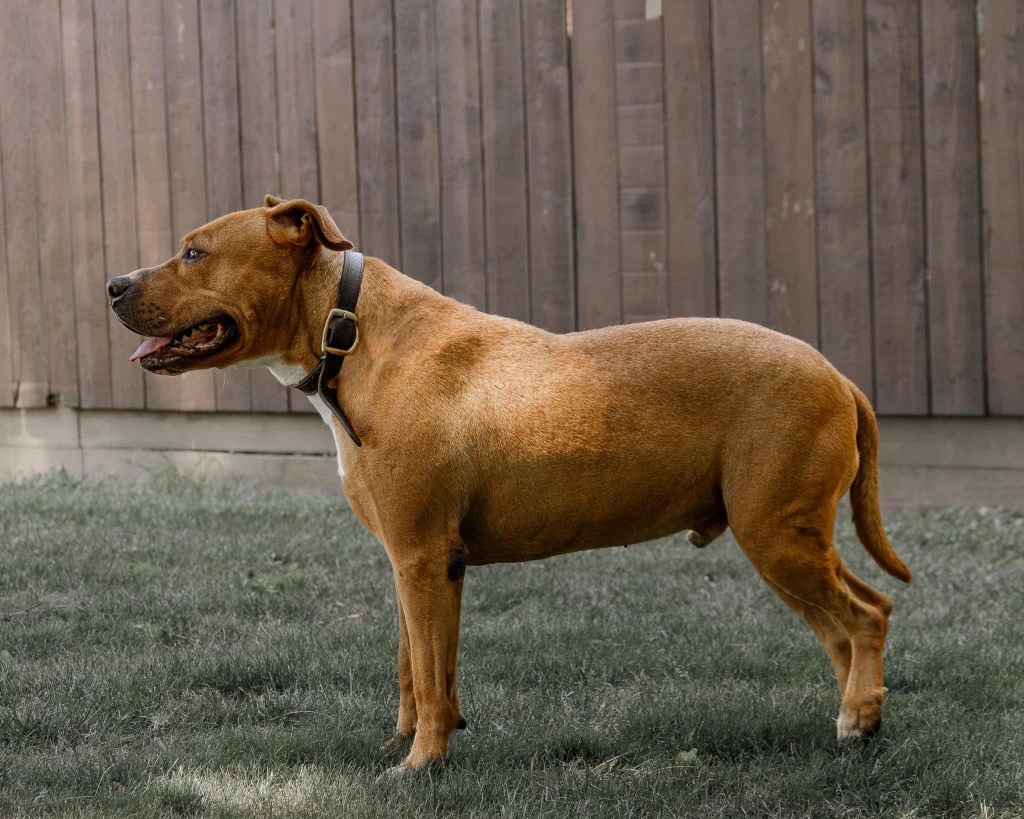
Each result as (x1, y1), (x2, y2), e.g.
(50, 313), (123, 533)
(391, 551), (464, 769)
(395, 587), (417, 739)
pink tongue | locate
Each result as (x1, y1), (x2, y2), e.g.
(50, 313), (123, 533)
(130, 335), (174, 362)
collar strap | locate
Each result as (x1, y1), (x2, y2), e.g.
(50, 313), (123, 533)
(293, 250), (364, 447)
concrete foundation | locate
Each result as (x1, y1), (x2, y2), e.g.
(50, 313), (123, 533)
(1, 408), (1022, 509)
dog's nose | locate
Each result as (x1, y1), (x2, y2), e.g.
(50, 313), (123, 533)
(106, 275), (133, 304)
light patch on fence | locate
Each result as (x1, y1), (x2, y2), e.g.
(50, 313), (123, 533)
(645, 0), (662, 20)
(160, 765), (327, 813)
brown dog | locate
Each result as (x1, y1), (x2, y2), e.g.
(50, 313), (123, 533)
(107, 197), (911, 769)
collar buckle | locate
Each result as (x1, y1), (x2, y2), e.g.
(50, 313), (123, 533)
(322, 308), (360, 356)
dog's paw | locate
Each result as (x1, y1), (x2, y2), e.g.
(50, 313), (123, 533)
(687, 531), (708, 548)
(380, 764), (413, 780)
(836, 694), (883, 740)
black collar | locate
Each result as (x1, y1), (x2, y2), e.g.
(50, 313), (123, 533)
(292, 250), (364, 446)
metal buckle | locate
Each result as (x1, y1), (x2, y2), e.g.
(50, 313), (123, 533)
(322, 308), (359, 356)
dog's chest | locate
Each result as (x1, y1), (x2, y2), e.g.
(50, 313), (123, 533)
(257, 356), (350, 479)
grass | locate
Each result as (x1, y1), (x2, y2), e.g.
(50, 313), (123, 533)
(0, 474), (1021, 818)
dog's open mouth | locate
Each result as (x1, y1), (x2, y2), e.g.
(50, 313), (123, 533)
(130, 316), (236, 372)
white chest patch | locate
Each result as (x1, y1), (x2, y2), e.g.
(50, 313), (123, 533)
(244, 355), (308, 387)
(250, 355), (347, 479)
(308, 393), (348, 479)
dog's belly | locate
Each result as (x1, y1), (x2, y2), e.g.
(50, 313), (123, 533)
(460, 456), (726, 564)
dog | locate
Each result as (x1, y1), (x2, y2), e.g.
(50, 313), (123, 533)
(107, 196), (912, 770)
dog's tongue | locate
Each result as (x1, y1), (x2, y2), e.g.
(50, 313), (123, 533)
(130, 336), (173, 362)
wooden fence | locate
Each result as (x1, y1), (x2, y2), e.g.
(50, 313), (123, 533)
(0, 0), (1021, 416)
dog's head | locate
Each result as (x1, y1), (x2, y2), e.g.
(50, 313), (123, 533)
(106, 196), (351, 374)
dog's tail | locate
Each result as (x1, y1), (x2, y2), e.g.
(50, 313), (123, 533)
(848, 382), (912, 583)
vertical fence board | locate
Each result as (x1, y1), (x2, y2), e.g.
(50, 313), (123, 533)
(200, 0), (252, 412)
(32, 2), (78, 407)
(664, 0), (716, 319)
(161, 0), (217, 411)
(274, 0), (321, 413)
(522, 0), (575, 332)
(312, 0), (360, 246)
(865, 0), (928, 414)
(275, 0), (320, 203)
(812, 0), (873, 397)
(922, 0), (985, 415)
(352, 0), (401, 265)
(394, 0), (443, 289)
(61, 0), (111, 409)
(616, 11), (667, 324)
(572, 0), (621, 329)
(0, 1), (47, 408)
(129, 0), (175, 412)
(436, 0), (487, 310)
(0, 125), (12, 407)
(763, 0), (818, 347)
(237, 0), (290, 411)
(479, 0), (531, 322)
(979, 0), (1024, 414)
(711, 1), (767, 324)
(94, 0), (145, 408)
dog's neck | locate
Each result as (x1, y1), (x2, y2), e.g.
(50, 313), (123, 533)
(273, 247), (438, 388)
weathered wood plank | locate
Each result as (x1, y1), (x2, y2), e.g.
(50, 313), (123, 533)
(160, 0), (217, 411)
(763, 0), (818, 347)
(522, 0), (575, 332)
(865, 0), (929, 414)
(663, 0), (716, 318)
(615, 16), (662, 61)
(618, 103), (664, 146)
(272, 0), (321, 413)
(393, 0), (442, 289)
(979, 0), (1024, 415)
(0, 0), (47, 408)
(60, 0), (111, 408)
(711, 0), (767, 324)
(93, 0), (145, 408)
(31, 2), (77, 407)
(0, 136), (12, 406)
(572, 0), (621, 329)
(236, 0), (289, 412)
(199, 0), (251, 412)
(435, 0), (486, 310)
(352, 0), (401, 267)
(615, 10), (666, 324)
(312, 0), (360, 246)
(275, 0), (320, 203)
(479, 0), (531, 322)
(200, 0), (244, 218)
(129, 0), (175, 412)
(618, 145), (665, 188)
(921, 0), (985, 414)
(813, 0), (873, 397)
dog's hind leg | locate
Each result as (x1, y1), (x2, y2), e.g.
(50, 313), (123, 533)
(731, 519), (891, 739)
(761, 577), (851, 694)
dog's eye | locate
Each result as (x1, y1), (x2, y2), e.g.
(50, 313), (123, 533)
(182, 247), (206, 263)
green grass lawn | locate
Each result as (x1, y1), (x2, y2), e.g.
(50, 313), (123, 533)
(0, 475), (1021, 818)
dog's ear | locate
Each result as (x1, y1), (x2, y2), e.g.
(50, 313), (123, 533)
(264, 197), (353, 252)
